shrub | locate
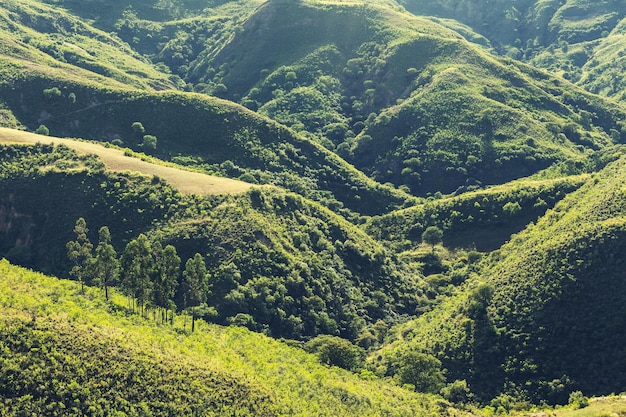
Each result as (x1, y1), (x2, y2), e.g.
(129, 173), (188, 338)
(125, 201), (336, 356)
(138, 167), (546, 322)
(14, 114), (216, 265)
(35, 125), (50, 136)
(305, 335), (365, 371)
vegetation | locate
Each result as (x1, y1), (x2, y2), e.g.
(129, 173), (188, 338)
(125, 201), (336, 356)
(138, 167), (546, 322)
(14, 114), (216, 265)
(0, 259), (454, 417)
(3, 0), (626, 413)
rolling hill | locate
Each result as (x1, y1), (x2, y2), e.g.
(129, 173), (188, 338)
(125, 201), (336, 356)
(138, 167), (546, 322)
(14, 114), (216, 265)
(0, 259), (450, 417)
(374, 151), (626, 404)
(2, 0), (626, 412)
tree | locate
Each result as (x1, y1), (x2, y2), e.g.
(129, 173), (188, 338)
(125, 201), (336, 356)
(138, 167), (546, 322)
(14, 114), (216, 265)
(120, 234), (153, 314)
(36, 125), (50, 136)
(93, 226), (119, 300)
(305, 335), (365, 371)
(422, 226), (443, 252)
(395, 350), (445, 393)
(131, 121), (145, 135)
(152, 243), (180, 324)
(67, 218), (93, 293)
(182, 253), (209, 332)
(142, 135), (157, 152)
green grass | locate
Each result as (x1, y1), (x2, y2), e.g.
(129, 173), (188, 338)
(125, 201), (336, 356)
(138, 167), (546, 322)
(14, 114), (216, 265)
(0, 258), (453, 416)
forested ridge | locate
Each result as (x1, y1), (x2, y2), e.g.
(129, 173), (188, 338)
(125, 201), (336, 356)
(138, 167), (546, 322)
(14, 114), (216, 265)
(1, 0), (626, 415)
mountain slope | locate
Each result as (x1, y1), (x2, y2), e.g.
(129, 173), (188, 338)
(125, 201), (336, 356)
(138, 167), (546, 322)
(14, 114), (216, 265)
(0, 259), (450, 416)
(374, 150), (626, 403)
(113, 0), (626, 195)
(399, 0), (626, 102)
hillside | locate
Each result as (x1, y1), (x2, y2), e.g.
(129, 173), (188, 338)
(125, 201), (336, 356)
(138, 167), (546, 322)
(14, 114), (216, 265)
(373, 151), (626, 404)
(399, 0), (626, 102)
(0, 259), (450, 416)
(0, 141), (425, 340)
(3, 0), (626, 413)
(0, 127), (254, 195)
(108, 0), (626, 195)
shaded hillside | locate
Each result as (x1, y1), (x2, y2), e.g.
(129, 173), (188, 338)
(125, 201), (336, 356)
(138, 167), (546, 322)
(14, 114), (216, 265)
(0, 142), (424, 340)
(0, 259), (451, 417)
(153, 188), (424, 340)
(373, 151), (626, 404)
(0, 72), (411, 216)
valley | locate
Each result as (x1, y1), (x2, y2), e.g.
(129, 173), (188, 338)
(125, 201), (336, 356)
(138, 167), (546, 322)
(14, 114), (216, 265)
(1, 0), (626, 415)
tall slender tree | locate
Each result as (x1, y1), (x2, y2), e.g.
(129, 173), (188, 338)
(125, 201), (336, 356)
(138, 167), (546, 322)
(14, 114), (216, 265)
(182, 253), (208, 332)
(93, 226), (119, 300)
(67, 218), (93, 293)
(120, 234), (153, 315)
(152, 242), (180, 324)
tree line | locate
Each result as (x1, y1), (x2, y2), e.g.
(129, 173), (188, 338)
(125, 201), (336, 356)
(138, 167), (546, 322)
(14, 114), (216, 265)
(67, 218), (207, 331)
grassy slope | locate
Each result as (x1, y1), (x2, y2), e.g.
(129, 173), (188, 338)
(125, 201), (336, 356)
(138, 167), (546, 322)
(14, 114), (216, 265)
(0, 127), (254, 195)
(375, 153), (626, 404)
(0, 259), (452, 417)
(399, 0), (626, 103)
(0, 65), (411, 216)
(0, 0), (175, 90)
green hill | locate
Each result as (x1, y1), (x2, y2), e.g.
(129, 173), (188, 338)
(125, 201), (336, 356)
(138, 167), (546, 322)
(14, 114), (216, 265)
(0, 259), (450, 416)
(373, 152), (626, 404)
(0, 141), (424, 340)
(107, 0), (626, 195)
(4, 0), (626, 412)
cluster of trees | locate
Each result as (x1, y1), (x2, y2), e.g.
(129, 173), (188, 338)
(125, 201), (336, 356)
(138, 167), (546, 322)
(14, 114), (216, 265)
(67, 218), (207, 331)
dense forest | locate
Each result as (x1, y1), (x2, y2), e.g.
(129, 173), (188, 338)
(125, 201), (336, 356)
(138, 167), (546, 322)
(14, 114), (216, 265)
(1, 0), (626, 415)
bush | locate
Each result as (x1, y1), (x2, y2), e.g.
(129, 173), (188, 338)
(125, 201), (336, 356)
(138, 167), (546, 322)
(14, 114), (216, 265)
(305, 335), (365, 371)
(568, 391), (589, 409)
(394, 350), (445, 393)
(35, 125), (50, 136)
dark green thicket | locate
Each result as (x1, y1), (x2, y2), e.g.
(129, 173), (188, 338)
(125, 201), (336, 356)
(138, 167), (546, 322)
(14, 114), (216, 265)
(154, 188), (424, 340)
(0, 144), (181, 276)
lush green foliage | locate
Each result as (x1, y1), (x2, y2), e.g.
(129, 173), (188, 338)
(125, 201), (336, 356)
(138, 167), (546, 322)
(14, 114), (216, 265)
(0, 259), (451, 416)
(0, 143), (423, 340)
(374, 155), (626, 405)
(4, 0), (626, 412)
